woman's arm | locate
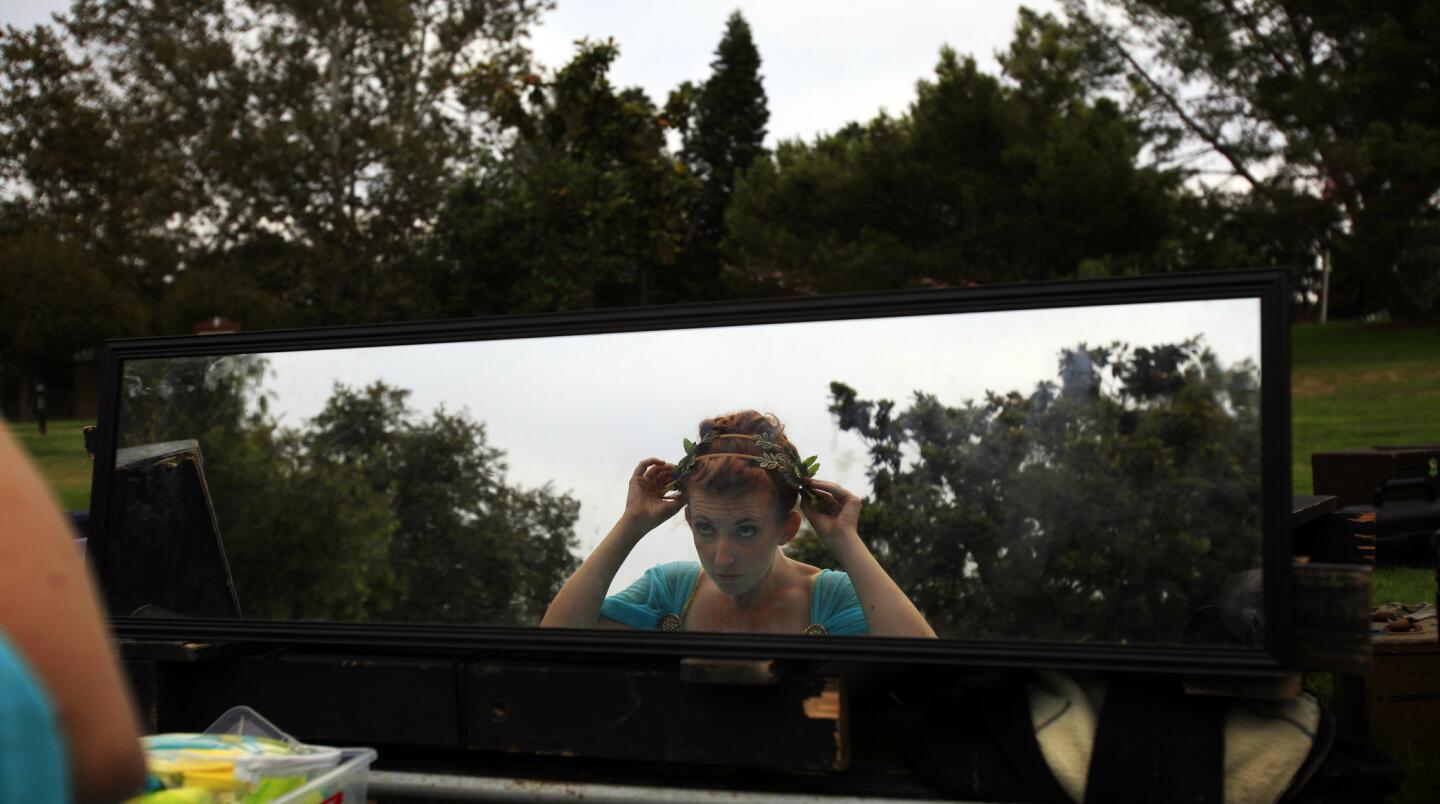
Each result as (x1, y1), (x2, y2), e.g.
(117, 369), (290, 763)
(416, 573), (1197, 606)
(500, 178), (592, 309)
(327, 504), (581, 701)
(541, 516), (649, 627)
(541, 458), (682, 628)
(0, 422), (147, 802)
(802, 480), (937, 639)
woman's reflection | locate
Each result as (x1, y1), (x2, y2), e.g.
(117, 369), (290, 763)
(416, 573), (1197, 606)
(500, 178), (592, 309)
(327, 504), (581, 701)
(542, 411), (935, 637)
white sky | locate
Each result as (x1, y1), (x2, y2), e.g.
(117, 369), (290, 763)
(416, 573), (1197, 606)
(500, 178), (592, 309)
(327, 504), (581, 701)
(2, 0), (1060, 147)
(141, 298), (1260, 594)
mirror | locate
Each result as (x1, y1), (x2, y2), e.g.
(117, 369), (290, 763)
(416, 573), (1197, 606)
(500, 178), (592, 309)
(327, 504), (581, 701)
(99, 289), (1269, 650)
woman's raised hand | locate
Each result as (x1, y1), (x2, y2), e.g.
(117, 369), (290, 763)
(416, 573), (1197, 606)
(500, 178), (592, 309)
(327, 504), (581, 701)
(800, 478), (863, 548)
(622, 458), (685, 534)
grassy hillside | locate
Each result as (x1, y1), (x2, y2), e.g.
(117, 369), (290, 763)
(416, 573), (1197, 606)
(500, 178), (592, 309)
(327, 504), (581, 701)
(1290, 321), (1440, 494)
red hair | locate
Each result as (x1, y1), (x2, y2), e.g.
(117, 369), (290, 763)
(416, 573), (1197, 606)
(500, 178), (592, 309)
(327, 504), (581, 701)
(682, 410), (801, 518)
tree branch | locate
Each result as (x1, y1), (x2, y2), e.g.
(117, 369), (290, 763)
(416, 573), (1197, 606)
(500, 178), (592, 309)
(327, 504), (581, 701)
(1092, 22), (1265, 188)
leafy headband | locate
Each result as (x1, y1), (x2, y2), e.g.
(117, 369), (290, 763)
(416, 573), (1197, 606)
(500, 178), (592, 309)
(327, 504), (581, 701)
(667, 432), (821, 503)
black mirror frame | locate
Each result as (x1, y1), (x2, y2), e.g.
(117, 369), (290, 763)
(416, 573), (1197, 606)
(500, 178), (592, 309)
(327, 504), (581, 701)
(89, 269), (1293, 676)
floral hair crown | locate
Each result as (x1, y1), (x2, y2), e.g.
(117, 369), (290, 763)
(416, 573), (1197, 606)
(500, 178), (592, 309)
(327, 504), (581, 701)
(667, 432), (821, 503)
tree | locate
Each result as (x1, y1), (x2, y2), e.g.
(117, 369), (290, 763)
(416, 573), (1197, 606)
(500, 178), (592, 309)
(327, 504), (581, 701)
(0, 22), (187, 305)
(667, 10), (769, 299)
(726, 24), (1180, 295)
(118, 359), (581, 624)
(302, 383), (581, 624)
(431, 39), (696, 313)
(1063, 0), (1440, 318)
(1, 0), (551, 328)
(0, 225), (145, 418)
(790, 338), (1262, 644)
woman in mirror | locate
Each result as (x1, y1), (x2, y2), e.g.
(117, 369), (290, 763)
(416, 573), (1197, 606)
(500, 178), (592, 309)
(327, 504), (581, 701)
(542, 411), (935, 637)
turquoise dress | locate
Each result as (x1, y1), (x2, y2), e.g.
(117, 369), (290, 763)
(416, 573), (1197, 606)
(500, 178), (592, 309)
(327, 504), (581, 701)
(0, 631), (70, 803)
(601, 561), (869, 635)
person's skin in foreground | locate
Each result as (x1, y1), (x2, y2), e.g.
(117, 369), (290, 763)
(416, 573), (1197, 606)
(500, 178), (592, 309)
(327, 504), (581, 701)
(0, 420), (146, 801)
(543, 411), (935, 638)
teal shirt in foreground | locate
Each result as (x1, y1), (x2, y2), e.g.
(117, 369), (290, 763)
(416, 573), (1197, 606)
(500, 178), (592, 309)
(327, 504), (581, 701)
(0, 631), (70, 804)
(601, 561), (869, 634)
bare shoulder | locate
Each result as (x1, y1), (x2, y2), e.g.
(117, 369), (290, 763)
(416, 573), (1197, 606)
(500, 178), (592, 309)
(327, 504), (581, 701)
(788, 558), (823, 579)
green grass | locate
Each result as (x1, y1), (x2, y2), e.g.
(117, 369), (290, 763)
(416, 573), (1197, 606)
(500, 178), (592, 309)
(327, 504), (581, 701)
(1290, 321), (1440, 495)
(10, 418), (96, 511)
(1373, 567), (1436, 607)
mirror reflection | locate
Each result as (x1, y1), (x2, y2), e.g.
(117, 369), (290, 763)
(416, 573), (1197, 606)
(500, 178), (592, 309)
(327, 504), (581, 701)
(109, 298), (1263, 646)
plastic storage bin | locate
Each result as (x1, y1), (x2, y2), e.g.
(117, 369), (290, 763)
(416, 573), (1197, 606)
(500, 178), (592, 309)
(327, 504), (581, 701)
(266, 747), (376, 804)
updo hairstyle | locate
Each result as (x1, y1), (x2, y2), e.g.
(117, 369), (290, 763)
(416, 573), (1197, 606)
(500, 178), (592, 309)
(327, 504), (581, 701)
(683, 410), (801, 518)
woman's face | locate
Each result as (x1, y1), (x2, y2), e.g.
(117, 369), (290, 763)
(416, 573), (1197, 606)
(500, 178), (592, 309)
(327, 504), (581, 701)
(686, 486), (800, 598)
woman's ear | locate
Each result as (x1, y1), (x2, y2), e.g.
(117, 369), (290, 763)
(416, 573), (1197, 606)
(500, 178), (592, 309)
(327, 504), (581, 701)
(780, 509), (802, 544)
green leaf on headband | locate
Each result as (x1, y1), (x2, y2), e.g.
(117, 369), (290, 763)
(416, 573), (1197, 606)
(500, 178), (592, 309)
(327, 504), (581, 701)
(683, 438), (695, 453)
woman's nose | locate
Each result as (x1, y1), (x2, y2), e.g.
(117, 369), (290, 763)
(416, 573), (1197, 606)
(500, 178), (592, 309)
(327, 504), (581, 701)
(714, 543), (735, 567)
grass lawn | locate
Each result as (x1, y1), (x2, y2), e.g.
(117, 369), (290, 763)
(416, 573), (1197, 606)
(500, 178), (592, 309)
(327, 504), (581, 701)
(1291, 321), (1440, 495)
(10, 417), (96, 511)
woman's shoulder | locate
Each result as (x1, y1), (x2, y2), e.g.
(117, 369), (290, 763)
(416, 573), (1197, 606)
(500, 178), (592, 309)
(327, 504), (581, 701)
(609, 561), (700, 604)
(813, 567), (855, 594)
(649, 561), (702, 589)
(810, 569), (869, 635)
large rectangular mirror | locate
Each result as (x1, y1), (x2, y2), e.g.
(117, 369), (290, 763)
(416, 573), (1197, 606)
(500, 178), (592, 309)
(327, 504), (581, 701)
(90, 272), (1292, 671)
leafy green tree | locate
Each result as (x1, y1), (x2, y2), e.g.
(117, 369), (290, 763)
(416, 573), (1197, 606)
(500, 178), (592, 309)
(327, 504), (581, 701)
(667, 10), (769, 299)
(1063, 0), (1440, 318)
(0, 23), (186, 305)
(301, 383), (581, 624)
(117, 360), (580, 624)
(725, 20), (1180, 295)
(0, 226), (146, 417)
(432, 39), (695, 313)
(2, 0), (550, 328)
(116, 354), (271, 451)
(788, 338), (1262, 644)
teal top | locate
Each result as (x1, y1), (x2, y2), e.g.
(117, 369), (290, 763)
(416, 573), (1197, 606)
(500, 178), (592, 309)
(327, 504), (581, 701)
(601, 561), (869, 635)
(0, 631), (70, 804)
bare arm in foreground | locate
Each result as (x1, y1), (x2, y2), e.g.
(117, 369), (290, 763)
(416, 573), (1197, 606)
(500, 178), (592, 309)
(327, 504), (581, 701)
(0, 422), (146, 802)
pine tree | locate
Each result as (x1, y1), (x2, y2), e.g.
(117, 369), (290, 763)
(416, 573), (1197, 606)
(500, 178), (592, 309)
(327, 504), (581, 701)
(671, 11), (769, 300)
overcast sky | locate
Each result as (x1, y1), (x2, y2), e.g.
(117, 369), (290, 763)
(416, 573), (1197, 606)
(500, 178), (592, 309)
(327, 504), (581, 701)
(126, 298), (1261, 597)
(3, 0), (1060, 147)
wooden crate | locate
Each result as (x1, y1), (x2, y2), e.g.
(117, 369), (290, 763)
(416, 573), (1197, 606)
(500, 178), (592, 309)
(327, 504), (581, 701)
(1337, 619), (1440, 744)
